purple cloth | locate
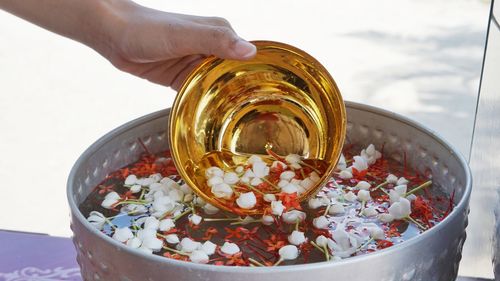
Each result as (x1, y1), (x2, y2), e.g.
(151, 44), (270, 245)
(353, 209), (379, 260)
(0, 230), (82, 281)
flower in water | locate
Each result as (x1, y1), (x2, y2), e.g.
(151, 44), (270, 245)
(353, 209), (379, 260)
(264, 193), (277, 202)
(315, 235), (329, 247)
(101, 192), (121, 209)
(336, 154), (347, 170)
(356, 181), (371, 190)
(189, 250), (209, 264)
(338, 170), (353, 180)
(313, 216), (330, 229)
(189, 214), (203, 225)
(388, 197), (411, 219)
(221, 242), (240, 255)
(159, 218), (175, 231)
(357, 190), (371, 202)
(236, 192), (257, 209)
(87, 211), (107, 230)
(165, 234), (180, 244)
(112, 227), (134, 243)
(205, 167), (224, 178)
(329, 203), (345, 215)
(144, 216), (160, 230)
(124, 174), (138, 186)
(351, 156), (368, 172)
(344, 191), (357, 202)
(279, 245), (299, 260)
(386, 174), (398, 184)
(180, 237), (202, 253)
(201, 240), (217, 255)
(288, 230), (306, 245)
(282, 210), (306, 224)
(261, 215), (275, 225)
(223, 172), (239, 185)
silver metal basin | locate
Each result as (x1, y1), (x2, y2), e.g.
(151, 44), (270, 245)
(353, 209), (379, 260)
(67, 101), (472, 281)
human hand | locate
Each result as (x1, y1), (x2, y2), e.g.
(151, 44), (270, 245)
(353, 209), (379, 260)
(93, 1), (256, 90)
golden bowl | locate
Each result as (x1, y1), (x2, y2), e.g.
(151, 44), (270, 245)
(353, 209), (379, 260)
(169, 41), (346, 215)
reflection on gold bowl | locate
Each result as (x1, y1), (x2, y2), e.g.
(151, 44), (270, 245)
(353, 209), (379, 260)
(169, 41), (346, 215)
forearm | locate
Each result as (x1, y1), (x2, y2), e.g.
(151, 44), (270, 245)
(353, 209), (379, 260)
(0, 0), (124, 53)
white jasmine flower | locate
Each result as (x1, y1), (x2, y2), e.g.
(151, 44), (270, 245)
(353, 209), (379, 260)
(138, 246), (153, 255)
(378, 213), (395, 223)
(243, 169), (255, 179)
(308, 198), (325, 209)
(357, 190), (371, 202)
(261, 215), (275, 225)
(125, 174), (138, 186)
(263, 193), (277, 202)
(313, 216), (330, 229)
(352, 156), (368, 171)
(388, 198), (411, 219)
(165, 234), (180, 244)
(149, 173), (162, 182)
(203, 203), (219, 215)
(300, 178), (314, 190)
(315, 235), (329, 247)
(344, 191), (357, 202)
(389, 190), (401, 204)
(207, 176), (224, 187)
(144, 216), (160, 230)
(87, 211), (107, 230)
(137, 177), (156, 187)
(252, 161), (270, 178)
(236, 192), (257, 209)
(278, 179), (289, 188)
(101, 191), (121, 209)
(240, 176), (250, 184)
(280, 171), (296, 181)
(250, 177), (263, 186)
(310, 171), (321, 183)
(355, 181), (371, 190)
(235, 166), (244, 174)
(285, 154), (302, 165)
(223, 172), (239, 185)
(271, 201), (285, 216)
(288, 230), (306, 245)
(189, 250), (209, 264)
(183, 193), (194, 203)
(247, 155), (264, 164)
(112, 227), (134, 243)
(406, 194), (417, 201)
(271, 161), (287, 170)
(168, 189), (184, 202)
(142, 236), (163, 252)
(369, 226), (385, 240)
(282, 183), (299, 194)
(211, 183), (233, 199)
(179, 183), (193, 195)
(362, 206), (378, 217)
(130, 184), (142, 193)
(282, 210), (306, 224)
(205, 167), (224, 178)
(279, 245), (299, 260)
(386, 174), (398, 184)
(221, 242), (240, 255)
(159, 218), (175, 231)
(394, 185), (407, 196)
(160, 177), (181, 190)
(397, 177), (409, 186)
(336, 154), (347, 170)
(329, 227), (358, 258)
(339, 170), (353, 179)
(180, 238), (202, 253)
(189, 214), (203, 225)
(201, 241), (217, 255)
(136, 228), (156, 240)
(329, 203), (345, 215)
(126, 237), (142, 248)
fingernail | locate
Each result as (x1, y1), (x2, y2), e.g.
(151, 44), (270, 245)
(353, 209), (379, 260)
(233, 40), (257, 59)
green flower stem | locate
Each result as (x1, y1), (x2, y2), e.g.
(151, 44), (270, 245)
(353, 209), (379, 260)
(404, 180), (432, 197)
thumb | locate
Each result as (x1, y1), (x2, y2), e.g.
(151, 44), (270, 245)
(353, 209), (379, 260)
(172, 25), (257, 60)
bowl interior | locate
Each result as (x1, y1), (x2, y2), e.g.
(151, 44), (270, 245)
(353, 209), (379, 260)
(169, 41), (346, 214)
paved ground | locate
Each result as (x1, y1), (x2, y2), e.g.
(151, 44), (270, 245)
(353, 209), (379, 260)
(0, 0), (492, 278)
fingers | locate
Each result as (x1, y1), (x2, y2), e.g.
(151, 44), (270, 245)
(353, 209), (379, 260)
(166, 20), (256, 61)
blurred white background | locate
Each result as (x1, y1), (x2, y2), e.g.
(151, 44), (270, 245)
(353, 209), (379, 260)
(0, 0), (492, 278)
